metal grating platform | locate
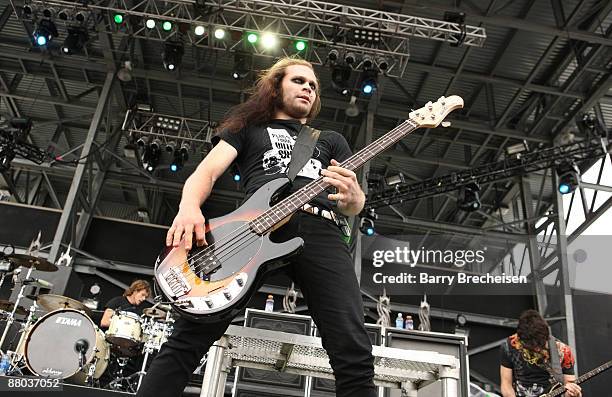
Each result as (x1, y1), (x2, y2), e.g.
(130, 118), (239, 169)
(201, 325), (460, 397)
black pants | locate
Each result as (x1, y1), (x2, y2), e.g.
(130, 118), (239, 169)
(137, 212), (376, 397)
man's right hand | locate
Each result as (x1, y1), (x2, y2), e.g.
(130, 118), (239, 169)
(166, 203), (207, 250)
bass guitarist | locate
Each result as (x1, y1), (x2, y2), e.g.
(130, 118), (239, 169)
(136, 58), (376, 397)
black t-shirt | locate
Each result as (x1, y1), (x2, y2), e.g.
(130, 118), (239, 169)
(104, 296), (145, 317)
(215, 119), (353, 211)
(500, 334), (575, 397)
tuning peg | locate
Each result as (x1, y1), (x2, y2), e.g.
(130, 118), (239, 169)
(441, 121), (451, 128)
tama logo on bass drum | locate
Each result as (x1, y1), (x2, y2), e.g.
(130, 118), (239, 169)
(55, 316), (83, 327)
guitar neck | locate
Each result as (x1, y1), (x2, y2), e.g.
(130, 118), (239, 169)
(250, 118), (418, 233)
(547, 360), (612, 397)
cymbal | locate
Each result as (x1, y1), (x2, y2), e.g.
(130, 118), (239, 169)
(8, 254), (58, 272)
(0, 300), (27, 316)
(142, 307), (168, 320)
(37, 294), (92, 317)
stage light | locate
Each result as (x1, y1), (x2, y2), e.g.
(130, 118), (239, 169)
(142, 144), (160, 173)
(194, 25), (205, 36)
(22, 5), (36, 17)
(232, 52), (251, 80)
(331, 66), (351, 96)
(150, 138), (162, 152)
(162, 42), (184, 71)
(344, 52), (356, 65)
(33, 19), (58, 47)
(359, 217), (375, 236)
(145, 19), (156, 29)
(362, 54), (374, 69)
(113, 13), (123, 24)
(458, 182), (481, 212)
(384, 173), (405, 186)
(42, 7), (56, 18)
(0, 147), (14, 172)
(233, 173), (241, 182)
(75, 11), (88, 23)
(214, 28), (226, 39)
(246, 32), (258, 44)
(117, 61), (133, 82)
(557, 161), (580, 195)
(361, 80), (375, 95)
(294, 40), (307, 52)
(162, 21), (172, 31)
(261, 32), (278, 50)
(58, 9), (70, 21)
(165, 141), (177, 153)
(327, 49), (339, 62)
(61, 28), (88, 55)
(169, 149), (184, 172)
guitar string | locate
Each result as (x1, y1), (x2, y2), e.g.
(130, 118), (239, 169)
(170, 119), (420, 282)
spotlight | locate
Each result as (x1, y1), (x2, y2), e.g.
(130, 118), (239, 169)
(294, 40), (307, 52)
(42, 7), (56, 18)
(194, 25), (205, 36)
(61, 28), (88, 55)
(458, 182), (481, 212)
(344, 52), (356, 65)
(169, 149), (185, 172)
(327, 49), (340, 62)
(359, 70), (378, 95)
(58, 9), (70, 21)
(376, 57), (389, 71)
(33, 19), (58, 47)
(165, 141), (177, 153)
(359, 217), (375, 236)
(331, 66), (351, 96)
(214, 28), (226, 39)
(113, 13), (124, 24)
(150, 138), (162, 152)
(75, 11), (88, 24)
(384, 173), (405, 186)
(179, 141), (190, 160)
(246, 32), (258, 44)
(261, 32), (278, 50)
(232, 52), (252, 80)
(557, 161), (580, 194)
(362, 54), (374, 70)
(141, 143), (160, 173)
(22, 4), (36, 18)
(350, 28), (381, 45)
(162, 21), (172, 31)
(162, 42), (184, 71)
(136, 135), (150, 148)
(145, 19), (156, 29)
(230, 163), (240, 182)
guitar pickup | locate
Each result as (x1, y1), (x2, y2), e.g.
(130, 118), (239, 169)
(163, 267), (192, 298)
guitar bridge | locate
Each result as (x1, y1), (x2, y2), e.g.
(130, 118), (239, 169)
(163, 266), (192, 298)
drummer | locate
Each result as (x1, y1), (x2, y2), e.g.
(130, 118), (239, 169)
(100, 280), (151, 328)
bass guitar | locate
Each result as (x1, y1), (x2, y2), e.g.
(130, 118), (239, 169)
(154, 95), (464, 322)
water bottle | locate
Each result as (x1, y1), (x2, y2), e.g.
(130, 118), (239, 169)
(405, 315), (414, 330)
(265, 295), (274, 312)
(395, 313), (404, 329)
(0, 352), (10, 375)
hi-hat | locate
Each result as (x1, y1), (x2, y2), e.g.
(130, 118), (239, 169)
(37, 294), (92, 317)
(0, 299), (27, 315)
(8, 254), (58, 272)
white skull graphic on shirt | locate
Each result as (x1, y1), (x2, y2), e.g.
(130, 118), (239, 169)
(262, 127), (322, 179)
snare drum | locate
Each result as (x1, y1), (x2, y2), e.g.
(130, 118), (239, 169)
(105, 311), (143, 349)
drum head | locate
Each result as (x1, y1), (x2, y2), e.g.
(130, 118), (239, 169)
(24, 309), (96, 378)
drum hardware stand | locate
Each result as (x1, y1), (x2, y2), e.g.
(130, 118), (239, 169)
(6, 299), (39, 372)
(108, 356), (131, 391)
(0, 266), (33, 353)
(85, 356), (99, 386)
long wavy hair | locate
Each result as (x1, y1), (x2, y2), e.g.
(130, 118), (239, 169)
(123, 279), (151, 298)
(217, 58), (322, 134)
(517, 309), (550, 352)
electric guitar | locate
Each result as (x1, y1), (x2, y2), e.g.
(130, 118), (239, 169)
(538, 360), (611, 397)
(154, 95), (464, 322)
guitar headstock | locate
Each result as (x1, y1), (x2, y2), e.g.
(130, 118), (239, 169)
(409, 95), (464, 128)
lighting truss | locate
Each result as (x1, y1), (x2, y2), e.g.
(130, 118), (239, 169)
(22, 0), (486, 78)
(122, 110), (213, 155)
(366, 139), (610, 210)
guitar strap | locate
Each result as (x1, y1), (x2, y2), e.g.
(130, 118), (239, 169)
(286, 124), (321, 182)
(547, 335), (565, 385)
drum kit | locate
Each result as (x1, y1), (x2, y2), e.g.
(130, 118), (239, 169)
(0, 252), (175, 393)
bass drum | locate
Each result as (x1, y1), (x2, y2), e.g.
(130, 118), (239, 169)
(23, 308), (109, 382)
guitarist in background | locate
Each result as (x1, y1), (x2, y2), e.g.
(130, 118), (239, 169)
(136, 58), (376, 397)
(500, 310), (582, 397)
